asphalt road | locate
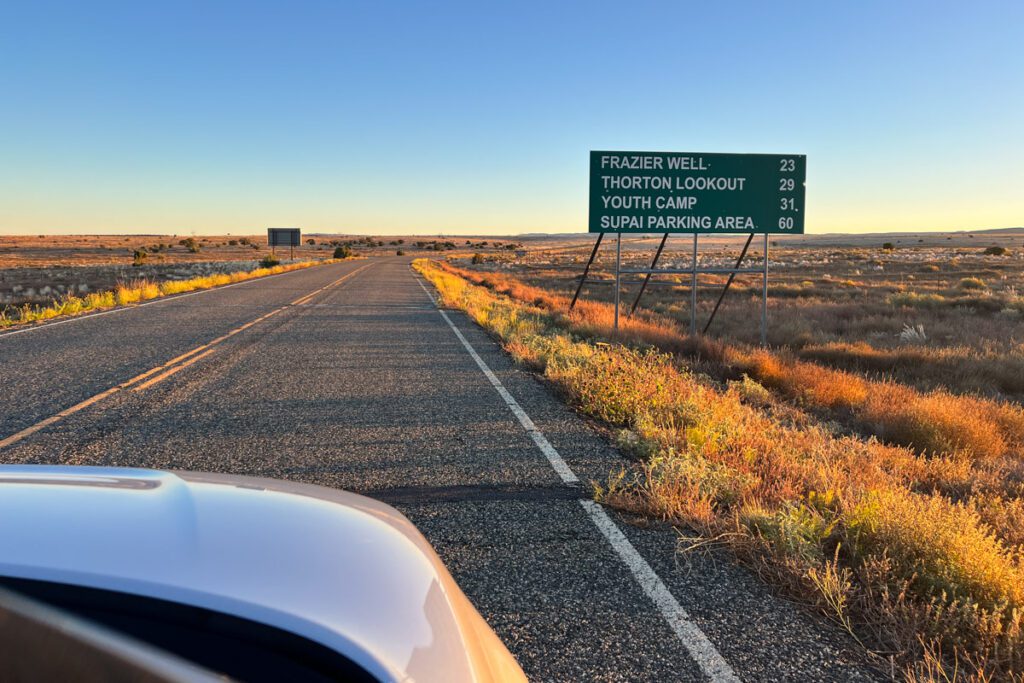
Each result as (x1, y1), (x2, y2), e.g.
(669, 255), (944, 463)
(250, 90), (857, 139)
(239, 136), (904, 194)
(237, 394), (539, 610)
(0, 257), (883, 681)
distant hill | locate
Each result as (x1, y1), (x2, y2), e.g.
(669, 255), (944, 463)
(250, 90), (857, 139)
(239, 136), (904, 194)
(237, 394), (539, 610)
(965, 227), (1024, 234)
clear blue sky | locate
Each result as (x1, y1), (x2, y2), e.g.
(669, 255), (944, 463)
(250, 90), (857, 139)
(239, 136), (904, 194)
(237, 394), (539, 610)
(1, 1), (1021, 235)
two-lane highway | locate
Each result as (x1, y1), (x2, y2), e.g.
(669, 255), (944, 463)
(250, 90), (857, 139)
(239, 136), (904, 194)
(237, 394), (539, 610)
(0, 257), (881, 681)
(0, 260), (370, 441)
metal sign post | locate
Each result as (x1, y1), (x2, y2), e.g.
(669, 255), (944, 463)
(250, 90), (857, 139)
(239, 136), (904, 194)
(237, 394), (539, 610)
(628, 234), (668, 316)
(762, 234), (769, 346)
(609, 234), (769, 339)
(610, 235), (618, 331)
(569, 233), (604, 311)
(267, 228), (301, 260)
(690, 234), (698, 335)
(702, 234), (754, 334)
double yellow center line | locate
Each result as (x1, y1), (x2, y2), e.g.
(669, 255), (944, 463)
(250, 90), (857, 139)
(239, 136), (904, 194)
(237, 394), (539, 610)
(0, 263), (372, 452)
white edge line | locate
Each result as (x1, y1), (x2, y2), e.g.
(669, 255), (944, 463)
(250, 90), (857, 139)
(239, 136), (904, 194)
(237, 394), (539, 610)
(413, 273), (740, 683)
(437, 306), (578, 486)
(580, 500), (741, 682)
(0, 261), (345, 340)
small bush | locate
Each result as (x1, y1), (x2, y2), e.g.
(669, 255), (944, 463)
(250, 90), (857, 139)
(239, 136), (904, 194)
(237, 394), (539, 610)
(958, 277), (987, 290)
(898, 323), (927, 344)
(396, 250), (405, 256)
(333, 245), (352, 259)
(132, 249), (148, 266)
(259, 255), (280, 268)
(882, 242), (895, 250)
(472, 253), (485, 265)
(890, 292), (947, 309)
(983, 246), (1009, 256)
(179, 237), (201, 253)
(731, 374), (772, 406)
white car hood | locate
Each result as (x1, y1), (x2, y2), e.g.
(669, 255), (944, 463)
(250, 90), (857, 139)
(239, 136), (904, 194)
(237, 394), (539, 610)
(0, 465), (516, 683)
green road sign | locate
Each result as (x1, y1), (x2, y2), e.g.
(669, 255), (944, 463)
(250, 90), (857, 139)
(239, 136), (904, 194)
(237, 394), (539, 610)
(589, 151), (806, 234)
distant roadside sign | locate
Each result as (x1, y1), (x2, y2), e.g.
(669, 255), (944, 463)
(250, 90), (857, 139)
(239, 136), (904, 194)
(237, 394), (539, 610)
(267, 228), (301, 247)
(589, 151), (806, 234)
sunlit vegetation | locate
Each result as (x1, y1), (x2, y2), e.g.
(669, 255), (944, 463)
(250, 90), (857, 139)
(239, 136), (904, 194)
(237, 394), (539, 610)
(455, 241), (1024, 405)
(431, 261), (1024, 461)
(0, 260), (337, 329)
(415, 258), (1024, 681)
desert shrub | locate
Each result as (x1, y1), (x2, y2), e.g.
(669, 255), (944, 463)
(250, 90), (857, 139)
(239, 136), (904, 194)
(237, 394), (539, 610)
(472, 253), (485, 265)
(731, 374), (772, 406)
(771, 283), (817, 298)
(132, 249), (147, 266)
(178, 237), (201, 253)
(882, 242), (895, 250)
(890, 292), (948, 309)
(333, 245), (352, 259)
(848, 487), (1024, 609)
(983, 246), (1009, 256)
(259, 255), (280, 268)
(899, 323), (928, 344)
(861, 385), (1009, 459)
(959, 277), (987, 291)
(396, 250), (405, 256)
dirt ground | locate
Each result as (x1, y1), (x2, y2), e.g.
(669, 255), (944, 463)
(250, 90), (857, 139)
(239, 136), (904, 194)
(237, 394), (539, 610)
(0, 233), (533, 269)
(0, 234), (315, 269)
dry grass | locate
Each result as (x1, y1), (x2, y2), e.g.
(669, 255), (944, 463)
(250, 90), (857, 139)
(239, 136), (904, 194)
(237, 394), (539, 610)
(799, 342), (1024, 398)
(466, 237), (1024, 404)
(434, 260), (1024, 464)
(415, 258), (1024, 681)
(0, 259), (338, 328)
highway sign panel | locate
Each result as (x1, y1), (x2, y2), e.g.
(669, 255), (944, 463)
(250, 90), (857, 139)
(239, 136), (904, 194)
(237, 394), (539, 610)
(589, 151), (806, 234)
(267, 228), (301, 247)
